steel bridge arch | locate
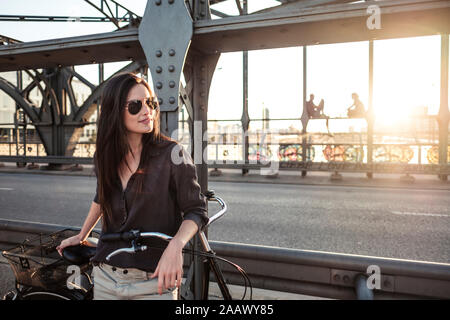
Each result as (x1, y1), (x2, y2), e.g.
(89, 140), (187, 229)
(0, 60), (148, 157)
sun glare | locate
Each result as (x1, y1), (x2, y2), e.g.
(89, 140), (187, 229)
(373, 36), (441, 128)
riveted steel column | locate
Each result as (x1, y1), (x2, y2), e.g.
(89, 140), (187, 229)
(367, 40), (374, 179)
(191, 52), (220, 300)
(438, 34), (449, 180)
(188, 54), (220, 189)
(138, 0), (193, 138)
(47, 68), (66, 157)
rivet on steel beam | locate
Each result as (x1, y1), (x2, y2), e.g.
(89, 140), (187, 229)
(156, 66), (162, 73)
(169, 81), (176, 88)
(158, 98), (163, 105)
(168, 65), (175, 72)
(343, 275), (350, 284)
(168, 0), (174, 4)
(333, 274), (340, 282)
(155, 0), (161, 5)
(201, 79), (206, 85)
(200, 92), (206, 98)
(169, 97), (176, 104)
(156, 50), (163, 57)
(156, 82), (163, 89)
(169, 49), (176, 56)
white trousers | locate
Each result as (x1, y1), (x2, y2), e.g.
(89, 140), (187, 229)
(92, 263), (178, 300)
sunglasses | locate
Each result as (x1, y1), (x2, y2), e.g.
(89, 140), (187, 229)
(125, 98), (158, 115)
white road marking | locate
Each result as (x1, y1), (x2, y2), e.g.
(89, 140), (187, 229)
(391, 211), (450, 218)
(0, 188), (14, 191)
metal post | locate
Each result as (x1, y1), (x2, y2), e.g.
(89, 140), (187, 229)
(23, 113), (27, 158)
(242, 51), (249, 174)
(438, 34), (449, 180)
(15, 71), (22, 161)
(190, 53), (220, 299)
(367, 40), (374, 178)
(98, 63), (104, 84)
(97, 63), (104, 128)
(241, 0), (249, 175)
(301, 46), (308, 176)
(55, 68), (66, 156)
(193, 57), (209, 300)
(355, 274), (374, 300)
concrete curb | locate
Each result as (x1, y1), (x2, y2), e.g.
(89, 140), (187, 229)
(0, 164), (449, 191)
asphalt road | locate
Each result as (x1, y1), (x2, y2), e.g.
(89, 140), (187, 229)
(0, 172), (449, 264)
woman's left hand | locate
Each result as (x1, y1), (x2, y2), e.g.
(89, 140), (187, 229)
(151, 238), (184, 295)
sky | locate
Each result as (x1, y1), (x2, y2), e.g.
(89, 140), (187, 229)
(0, 0), (447, 134)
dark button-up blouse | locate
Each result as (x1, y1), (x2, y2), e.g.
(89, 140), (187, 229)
(91, 139), (208, 272)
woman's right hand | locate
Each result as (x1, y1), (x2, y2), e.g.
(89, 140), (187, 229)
(56, 234), (82, 256)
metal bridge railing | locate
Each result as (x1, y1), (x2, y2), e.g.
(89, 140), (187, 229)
(0, 219), (449, 300)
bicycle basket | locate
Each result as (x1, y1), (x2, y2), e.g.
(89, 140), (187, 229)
(2, 229), (94, 291)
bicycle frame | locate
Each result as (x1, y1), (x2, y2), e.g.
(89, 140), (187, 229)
(102, 193), (233, 300)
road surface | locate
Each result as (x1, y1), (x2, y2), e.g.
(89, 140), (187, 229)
(0, 172), (449, 263)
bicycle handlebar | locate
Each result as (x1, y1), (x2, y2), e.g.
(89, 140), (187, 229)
(102, 231), (173, 243)
(100, 229), (140, 242)
(204, 194), (227, 229)
(101, 192), (227, 261)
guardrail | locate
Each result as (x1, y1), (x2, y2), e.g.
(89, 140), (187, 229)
(210, 161), (450, 175)
(1, 155), (450, 176)
(0, 155), (93, 165)
(1, 219), (449, 300)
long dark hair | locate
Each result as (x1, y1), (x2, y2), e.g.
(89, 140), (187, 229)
(95, 72), (165, 229)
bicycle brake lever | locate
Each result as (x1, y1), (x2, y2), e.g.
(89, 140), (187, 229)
(106, 247), (134, 261)
(105, 245), (148, 261)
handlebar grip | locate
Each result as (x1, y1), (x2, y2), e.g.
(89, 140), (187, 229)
(100, 233), (123, 242)
(101, 231), (139, 242)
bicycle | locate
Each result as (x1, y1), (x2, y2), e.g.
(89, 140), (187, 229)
(2, 191), (252, 300)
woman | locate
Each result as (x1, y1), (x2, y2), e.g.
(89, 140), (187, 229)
(56, 73), (208, 300)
